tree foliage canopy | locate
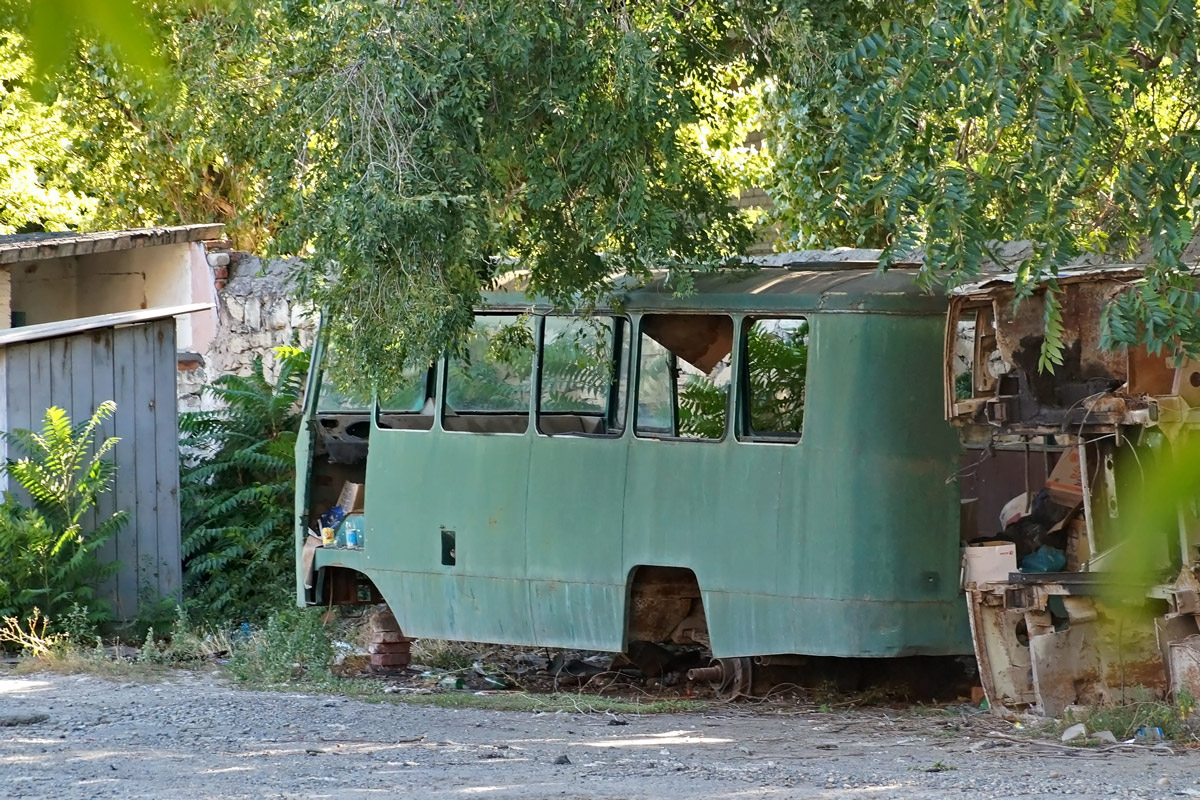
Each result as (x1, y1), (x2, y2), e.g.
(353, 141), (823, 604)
(767, 0), (1200, 363)
(0, 35), (96, 234)
(7, 0), (1200, 377)
(236, 0), (776, 390)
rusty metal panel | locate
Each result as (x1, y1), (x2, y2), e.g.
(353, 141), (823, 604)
(967, 588), (1037, 708)
(945, 267), (1148, 432)
(1169, 635), (1200, 701)
(1029, 622), (1105, 717)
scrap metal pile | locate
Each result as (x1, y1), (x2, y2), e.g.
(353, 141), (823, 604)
(948, 266), (1200, 716)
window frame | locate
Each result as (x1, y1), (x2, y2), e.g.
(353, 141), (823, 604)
(534, 313), (630, 439)
(372, 366), (436, 432)
(440, 312), (535, 435)
(736, 314), (810, 445)
(633, 313), (732, 443)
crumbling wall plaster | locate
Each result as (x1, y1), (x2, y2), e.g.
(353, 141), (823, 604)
(178, 251), (317, 413)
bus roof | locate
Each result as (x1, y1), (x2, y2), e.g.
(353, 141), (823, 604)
(482, 251), (945, 316)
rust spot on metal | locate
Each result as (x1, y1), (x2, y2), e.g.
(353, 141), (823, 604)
(945, 269), (1154, 433)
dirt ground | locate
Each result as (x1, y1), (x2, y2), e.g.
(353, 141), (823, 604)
(2, 669), (1198, 799)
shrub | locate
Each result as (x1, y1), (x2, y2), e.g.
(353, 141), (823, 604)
(227, 605), (334, 685)
(0, 402), (127, 635)
(180, 347), (309, 623)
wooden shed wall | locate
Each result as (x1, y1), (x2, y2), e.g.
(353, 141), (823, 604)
(3, 318), (181, 622)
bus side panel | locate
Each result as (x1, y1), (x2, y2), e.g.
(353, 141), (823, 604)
(622, 438), (784, 617)
(526, 435), (628, 649)
(777, 313), (971, 656)
(364, 426), (535, 643)
(527, 580), (626, 651)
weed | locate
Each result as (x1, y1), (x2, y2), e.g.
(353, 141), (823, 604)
(409, 638), (478, 672)
(0, 403), (128, 635)
(920, 761), (957, 773)
(137, 606), (233, 666)
(2, 608), (157, 680)
(12, 644), (159, 680)
(0, 609), (64, 657)
(131, 590), (182, 641)
(227, 606), (334, 686)
(57, 603), (101, 648)
(180, 348), (308, 625)
(1060, 687), (1200, 744)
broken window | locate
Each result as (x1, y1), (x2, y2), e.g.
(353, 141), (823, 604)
(635, 332), (675, 436)
(740, 317), (808, 442)
(537, 315), (629, 437)
(635, 314), (732, 441)
(316, 350), (435, 448)
(317, 351), (430, 416)
(443, 314), (533, 434)
(953, 305), (1006, 400)
(376, 366), (435, 431)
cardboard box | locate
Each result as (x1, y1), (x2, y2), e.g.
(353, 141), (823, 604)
(1063, 516), (1090, 572)
(964, 541), (1017, 585)
(1046, 447), (1084, 506)
(336, 481), (365, 513)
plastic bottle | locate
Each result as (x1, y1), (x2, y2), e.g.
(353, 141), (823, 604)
(343, 516), (364, 548)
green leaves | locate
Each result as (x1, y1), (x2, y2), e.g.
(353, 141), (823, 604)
(2, 0), (167, 95)
(180, 347), (309, 623)
(215, 0), (781, 394)
(767, 0), (1200, 365)
(1039, 286), (1066, 373)
(0, 34), (97, 234)
(0, 402), (127, 633)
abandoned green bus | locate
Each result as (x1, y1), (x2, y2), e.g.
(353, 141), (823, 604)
(296, 254), (973, 673)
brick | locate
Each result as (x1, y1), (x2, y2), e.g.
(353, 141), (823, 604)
(370, 652), (411, 668)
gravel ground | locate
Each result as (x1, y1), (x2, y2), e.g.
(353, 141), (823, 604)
(2, 670), (1198, 799)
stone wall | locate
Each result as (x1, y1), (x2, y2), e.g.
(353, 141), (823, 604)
(178, 249), (316, 413)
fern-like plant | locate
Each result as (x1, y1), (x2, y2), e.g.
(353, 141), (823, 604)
(678, 322), (809, 439)
(180, 347), (310, 623)
(0, 401), (128, 633)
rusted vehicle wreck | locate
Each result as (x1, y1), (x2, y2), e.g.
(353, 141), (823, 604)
(297, 251), (1200, 711)
(949, 266), (1200, 716)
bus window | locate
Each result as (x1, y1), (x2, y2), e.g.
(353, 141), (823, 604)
(740, 317), (808, 442)
(318, 368), (369, 413)
(443, 314), (533, 434)
(635, 314), (732, 441)
(635, 332), (675, 436)
(319, 354), (433, 432)
(319, 366), (430, 412)
(537, 316), (628, 437)
(377, 365), (435, 431)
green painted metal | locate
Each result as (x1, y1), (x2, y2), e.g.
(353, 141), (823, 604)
(302, 267), (972, 657)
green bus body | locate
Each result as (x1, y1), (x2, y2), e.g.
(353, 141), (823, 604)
(297, 266), (973, 658)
